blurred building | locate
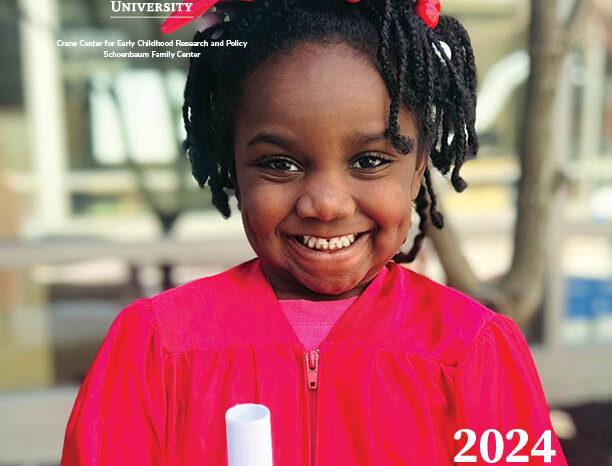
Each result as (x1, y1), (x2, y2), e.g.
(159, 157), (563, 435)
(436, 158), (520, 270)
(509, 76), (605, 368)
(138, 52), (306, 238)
(0, 0), (611, 464)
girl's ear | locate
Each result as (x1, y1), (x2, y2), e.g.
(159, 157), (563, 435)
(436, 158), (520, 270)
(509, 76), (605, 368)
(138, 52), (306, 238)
(411, 153), (428, 201)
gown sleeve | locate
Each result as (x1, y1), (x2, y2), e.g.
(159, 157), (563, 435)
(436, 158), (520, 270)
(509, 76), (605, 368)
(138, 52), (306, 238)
(453, 313), (568, 465)
(61, 299), (167, 465)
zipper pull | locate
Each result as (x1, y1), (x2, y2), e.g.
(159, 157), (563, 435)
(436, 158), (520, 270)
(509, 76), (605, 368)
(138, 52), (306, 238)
(305, 349), (320, 390)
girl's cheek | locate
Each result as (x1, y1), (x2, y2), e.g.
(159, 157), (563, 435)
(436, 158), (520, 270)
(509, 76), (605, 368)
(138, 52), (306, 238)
(367, 184), (413, 225)
(240, 185), (289, 234)
(368, 187), (413, 252)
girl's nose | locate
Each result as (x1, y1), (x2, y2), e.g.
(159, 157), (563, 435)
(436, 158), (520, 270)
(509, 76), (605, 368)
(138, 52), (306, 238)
(295, 173), (356, 221)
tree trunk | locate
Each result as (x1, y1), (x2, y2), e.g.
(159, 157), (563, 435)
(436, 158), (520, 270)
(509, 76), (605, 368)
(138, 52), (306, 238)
(426, 0), (591, 329)
(498, 0), (565, 326)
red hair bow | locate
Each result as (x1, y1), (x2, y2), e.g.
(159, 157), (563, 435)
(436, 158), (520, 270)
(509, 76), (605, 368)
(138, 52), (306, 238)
(161, 0), (255, 34)
(415, 0), (440, 29)
(161, 0), (441, 35)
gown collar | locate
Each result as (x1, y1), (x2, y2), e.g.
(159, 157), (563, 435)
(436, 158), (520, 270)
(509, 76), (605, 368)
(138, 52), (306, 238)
(250, 258), (396, 350)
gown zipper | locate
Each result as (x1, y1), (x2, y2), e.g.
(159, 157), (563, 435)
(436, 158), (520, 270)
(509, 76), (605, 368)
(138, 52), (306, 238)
(305, 349), (320, 466)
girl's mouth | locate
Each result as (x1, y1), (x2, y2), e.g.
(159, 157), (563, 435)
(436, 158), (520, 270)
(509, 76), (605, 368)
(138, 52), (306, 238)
(291, 231), (370, 253)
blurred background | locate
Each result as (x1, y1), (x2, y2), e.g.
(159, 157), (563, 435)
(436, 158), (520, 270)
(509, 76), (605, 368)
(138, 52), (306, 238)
(0, 0), (610, 464)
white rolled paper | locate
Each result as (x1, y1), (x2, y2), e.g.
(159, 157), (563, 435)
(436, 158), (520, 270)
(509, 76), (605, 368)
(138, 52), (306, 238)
(225, 403), (274, 466)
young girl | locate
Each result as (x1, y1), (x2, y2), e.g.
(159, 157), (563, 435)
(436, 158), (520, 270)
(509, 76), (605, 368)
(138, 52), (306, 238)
(62, 0), (568, 464)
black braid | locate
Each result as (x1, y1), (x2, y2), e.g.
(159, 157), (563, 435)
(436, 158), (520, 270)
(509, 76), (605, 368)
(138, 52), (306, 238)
(450, 106), (468, 192)
(424, 167), (444, 228)
(182, 0), (478, 261)
(389, 11), (414, 154)
(394, 184), (428, 263)
(377, 0), (397, 94)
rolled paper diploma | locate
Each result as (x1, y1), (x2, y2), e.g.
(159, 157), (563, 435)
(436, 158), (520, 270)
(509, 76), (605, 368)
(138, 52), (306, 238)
(225, 403), (274, 466)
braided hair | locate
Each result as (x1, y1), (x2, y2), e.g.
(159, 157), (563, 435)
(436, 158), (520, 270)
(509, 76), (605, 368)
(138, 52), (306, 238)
(182, 0), (478, 263)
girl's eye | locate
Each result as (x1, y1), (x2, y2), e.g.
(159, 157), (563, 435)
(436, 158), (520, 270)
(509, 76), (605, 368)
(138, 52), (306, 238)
(255, 157), (300, 173)
(351, 153), (391, 170)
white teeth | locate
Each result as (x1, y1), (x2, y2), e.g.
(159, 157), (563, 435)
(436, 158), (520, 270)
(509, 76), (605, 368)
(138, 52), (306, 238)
(329, 238), (342, 250)
(298, 233), (360, 251)
(316, 238), (328, 250)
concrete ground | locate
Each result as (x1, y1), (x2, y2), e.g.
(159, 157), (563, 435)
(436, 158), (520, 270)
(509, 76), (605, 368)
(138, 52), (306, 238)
(558, 400), (612, 466)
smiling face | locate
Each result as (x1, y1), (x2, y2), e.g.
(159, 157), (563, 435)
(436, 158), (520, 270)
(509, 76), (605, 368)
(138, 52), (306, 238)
(233, 41), (427, 300)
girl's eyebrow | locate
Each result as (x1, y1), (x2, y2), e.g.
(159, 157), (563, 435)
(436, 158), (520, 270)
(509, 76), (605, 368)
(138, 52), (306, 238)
(247, 132), (294, 150)
(350, 130), (390, 145)
(350, 129), (415, 152)
(246, 129), (414, 150)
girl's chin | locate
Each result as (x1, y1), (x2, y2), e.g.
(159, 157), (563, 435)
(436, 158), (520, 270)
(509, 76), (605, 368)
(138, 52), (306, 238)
(268, 267), (367, 300)
(299, 280), (362, 299)
(287, 267), (379, 300)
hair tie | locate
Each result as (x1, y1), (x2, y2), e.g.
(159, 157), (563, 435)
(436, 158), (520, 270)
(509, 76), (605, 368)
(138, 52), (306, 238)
(433, 39), (451, 61)
(412, 0), (451, 62)
(414, 0), (441, 29)
(162, 0), (444, 34)
(346, 0), (442, 29)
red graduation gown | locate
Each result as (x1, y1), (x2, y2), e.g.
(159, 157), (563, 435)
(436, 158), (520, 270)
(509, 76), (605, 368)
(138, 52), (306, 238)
(61, 258), (567, 465)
